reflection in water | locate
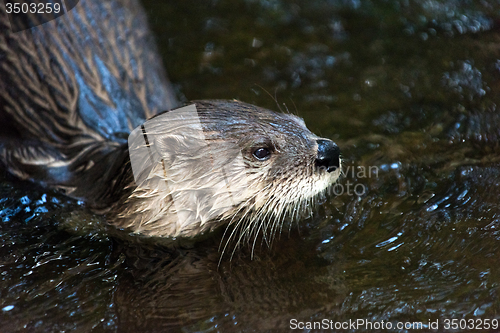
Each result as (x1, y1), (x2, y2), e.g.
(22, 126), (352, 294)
(2, 0), (500, 331)
(114, 236), (346, 331)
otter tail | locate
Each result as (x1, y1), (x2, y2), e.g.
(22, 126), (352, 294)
(0, 0), (179, 208)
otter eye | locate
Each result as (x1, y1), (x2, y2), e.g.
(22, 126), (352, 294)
(253, 147), (271, 160)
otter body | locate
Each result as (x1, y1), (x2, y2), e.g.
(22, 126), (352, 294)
(0, 0), (341, 240)
(0, 0), (178, 209)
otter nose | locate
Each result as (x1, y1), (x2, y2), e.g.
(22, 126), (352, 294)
(316, 139), (340, 173)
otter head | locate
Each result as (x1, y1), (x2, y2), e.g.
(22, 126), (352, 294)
(195, 100), (341, 244)
(120, 100), (341, 245)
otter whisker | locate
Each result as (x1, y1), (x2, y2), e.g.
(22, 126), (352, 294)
(251, 218), (267, 259)
(219, 183), (273, 260)
(224, 183), (285, 259)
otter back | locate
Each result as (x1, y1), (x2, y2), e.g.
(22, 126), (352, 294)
(0, 0), (179, 207)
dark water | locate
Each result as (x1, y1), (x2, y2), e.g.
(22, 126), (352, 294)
(2, 0), (500, 332)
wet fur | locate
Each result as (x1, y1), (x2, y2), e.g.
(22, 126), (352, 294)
(0, 0), (341, 244)
(109, 100), (341, 242)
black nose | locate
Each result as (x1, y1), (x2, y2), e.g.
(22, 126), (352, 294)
(316, 139), (340, 173)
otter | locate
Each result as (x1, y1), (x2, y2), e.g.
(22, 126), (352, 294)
(0, 0), (341, 241)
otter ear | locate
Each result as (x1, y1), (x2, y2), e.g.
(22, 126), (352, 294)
(128, 104), (253, 229)
(129, 104), (202, 190)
